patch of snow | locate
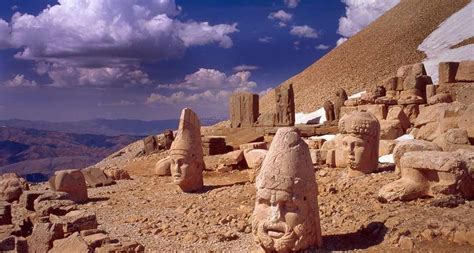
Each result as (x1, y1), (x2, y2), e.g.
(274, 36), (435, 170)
(396, 134), (414, 141)
(310, 134), (336, 142)
(294, 91), (366, 125)
(379, 154), (394, 164)
(418, 2), (474, 84)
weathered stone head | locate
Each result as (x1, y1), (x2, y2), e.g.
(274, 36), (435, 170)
(252, 127), (322, 252)
(373, 85), (386, 98)
(169, 108), (204, 192)
(339, 111), (380, 176)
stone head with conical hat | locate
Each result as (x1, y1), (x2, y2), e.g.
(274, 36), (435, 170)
(252, 127), (322, 252)
(169, 108), (204, 192)
(338, 110), (380, 177)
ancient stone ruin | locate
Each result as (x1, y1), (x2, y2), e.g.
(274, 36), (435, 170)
(252, 127), (322, 252)
(169, 108), (205, 192)
(49, 169), (88, 203)
(229, 92), (259, 128)
(143, 129), (175, 155)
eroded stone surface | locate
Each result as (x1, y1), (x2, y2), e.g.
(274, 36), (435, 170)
(49, 170), (88, 203)
(252, 127), (322, 252)
(0, 173), (29, 203)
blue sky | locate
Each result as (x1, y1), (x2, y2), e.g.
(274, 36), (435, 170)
(0, 0), (398, 121)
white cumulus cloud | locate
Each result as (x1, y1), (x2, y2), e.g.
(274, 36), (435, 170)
(284, 0), (300, 8)
(258, 36), (272, 43)
(2, 74), (37, 87)
(290, 25), (318, 39)
(268, 10), (293, 23)
(338, 0), (399, 38)
(316, 44), (330, 50)
(0, 19), (12, 49)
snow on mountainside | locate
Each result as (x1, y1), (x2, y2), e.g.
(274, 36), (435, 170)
(419, 2), (474, 84)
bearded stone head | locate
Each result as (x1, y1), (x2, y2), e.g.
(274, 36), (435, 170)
(251, 127), (322, 252)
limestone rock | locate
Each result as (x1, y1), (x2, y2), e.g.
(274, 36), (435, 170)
(81, 167), (115, 188)
(102, 167), (131, 180)
(0, 202), (12, 225)
(27, 222), (64, 253)
(386, 106), (410, 131)
(358, 104), (387, 121)
(34, 191), (77, 217)
(458, 104), (474, 143)
(239, 142), (267, 150)
(49, 232), (91, 253)
(95, 241), (145, 253)
(306, 138), (326, 149)
(19, 191), (43, 211)
(378, 150), (474, 202)
(392, 140), (442, 173)
(155, 157), (171, 176)
(380, 120), (404, 140)
(379, 140), (397, 156)
(229, 92), (259, 128)
(433, 129), (473, 152)
(323, 100), (335, 122)
(218, 150), (244, 170)
(50, 210), (98, 235)
(49, 169), (88, 203)
(428, 93), (453, 105)
(439, 62), (459, 84)
(455, 61), (474, 82)
(0, 173), (29, 203)
(202, 136), (227, 155)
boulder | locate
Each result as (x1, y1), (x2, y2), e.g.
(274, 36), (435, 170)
(358, 104), (387, 121)
(244, 149), (267, 183)
(457, 86), (474, 105)
(95, 241), (145, 253)
(0, 173), (29, 203)
(81, 167), (115, 188)
(439, 62), (459, 84)
(378, 149), (474, 202)
(49, 170), (88, 203)
(202, 136), (227, 155)
(414, 102), (466, 128)
(380, 120), (404, 140)
(310, 149), (325, 165)
(455, 61), (474, 82)
(427, 93), (453, 105)
(154, 157), (171, 176)
(392, 140), (442, 173)
(402, 104), (419, 123)
(458, 104), (474, 143)
(398, 89), (424, 105)
(19, 191), (43, 211)
(339, 106), (358, 119)
(102, 167), (131, 180)
(0, 236), (28, 253)
(50, 210), (98, 236)
(305, 138), (326, 150)
(81, 230), (110, 249)
(27, 222), (64, 253)
(426, 84), (436, 99)
(387, 106), (410, 130)
(49, 232), (91, 253)
(379, 140), (397, 156)
(239, 142), (267, 150)
(218, 150), (244, 171)
(433, 129), (473, 152)
(34, 191), (76, 217)
(0, 202), (12, 225)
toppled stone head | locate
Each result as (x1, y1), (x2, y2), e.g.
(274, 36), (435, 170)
(169, 108), (204, 192)
(339, 111), (380, 176)
(252, 127), (322, 252)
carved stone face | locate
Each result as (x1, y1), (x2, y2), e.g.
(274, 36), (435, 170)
(252, 187), (315, 252)
(170, 153), (190, 185)
(342, 135), (368, 172)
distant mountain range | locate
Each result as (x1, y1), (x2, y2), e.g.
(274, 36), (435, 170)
(0, 126), (142, 181)
(0, 117), (224, 136)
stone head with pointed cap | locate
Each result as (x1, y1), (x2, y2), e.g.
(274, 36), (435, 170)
(338, 111), (380, 176)
(169, 108), (204, 192)
(252, 127), (322, 252)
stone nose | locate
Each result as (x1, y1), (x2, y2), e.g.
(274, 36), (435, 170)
(270, 203), (282, 223)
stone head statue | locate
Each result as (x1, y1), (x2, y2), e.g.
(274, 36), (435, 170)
(252, 127), (322, 252)
(373, 85), (386, 98)
(169, 108), (204, 192)
(335, 88), (348, 101)
(338, 111), (380, 176)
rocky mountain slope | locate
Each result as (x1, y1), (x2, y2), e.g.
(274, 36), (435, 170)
(260, 0), (471, 114)
(0, 127), (141, 180)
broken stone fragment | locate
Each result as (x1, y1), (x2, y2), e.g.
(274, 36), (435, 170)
(81, 167), (115, 188)
(0, 173), (29, 203)
(49, 169), (88, 203)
